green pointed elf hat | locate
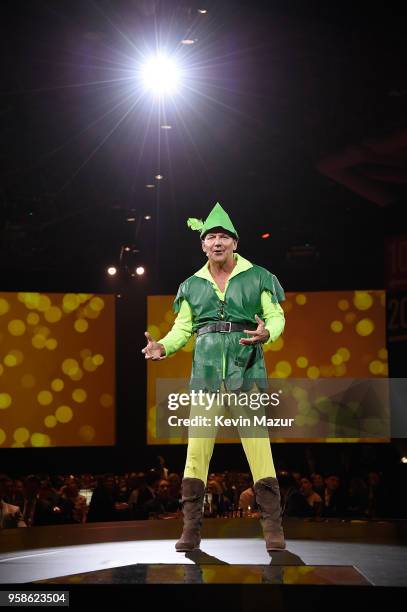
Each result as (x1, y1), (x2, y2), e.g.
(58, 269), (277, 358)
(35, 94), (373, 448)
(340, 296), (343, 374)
(187, 202), (238, 239)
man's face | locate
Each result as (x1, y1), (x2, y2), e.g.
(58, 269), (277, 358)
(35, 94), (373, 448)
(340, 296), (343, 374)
(325, 476), (340, 491)
(157, 480), (169, 498)
(202, 228), (237, 265)
(300, 478), (312, 494)
(24, 479), (40, 497)
(15, 480), (24, 493)
(3, 478), (13, 495)
(104, 477), (115, 491)
(206, 481), (218, 494)
(311, 474), (324, 488)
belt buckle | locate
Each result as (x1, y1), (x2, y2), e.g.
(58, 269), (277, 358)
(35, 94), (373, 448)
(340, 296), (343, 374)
(220, 321), (232, 333)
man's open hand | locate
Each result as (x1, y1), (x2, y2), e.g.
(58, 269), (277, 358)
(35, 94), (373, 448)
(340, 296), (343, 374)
(141, 331), (166, 360)
(239, 314), (270, 345)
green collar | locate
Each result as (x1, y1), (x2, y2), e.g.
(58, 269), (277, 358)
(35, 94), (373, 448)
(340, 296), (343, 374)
(194, 253), (253, 283)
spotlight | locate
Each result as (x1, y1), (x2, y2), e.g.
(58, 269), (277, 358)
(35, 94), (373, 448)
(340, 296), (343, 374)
(155, 174), (163, 180)
(107, 266), (117, 276)
(144, 215), (151, 220)
(181, 39), (196, 45)
(402, 456), (407, 464)
(136, 266), (145, 276)
(145, 184), (155, 189)
(261, 233), (270, 239)
(160, 124), (172, 129)
(198, 9), (207, 14)
(141, 55), (181, 95)
(127, 217), (136, 222)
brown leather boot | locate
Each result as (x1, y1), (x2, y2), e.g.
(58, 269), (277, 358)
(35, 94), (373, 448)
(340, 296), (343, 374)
(253, 476), (286, 551)
(175, 477), (205, 552)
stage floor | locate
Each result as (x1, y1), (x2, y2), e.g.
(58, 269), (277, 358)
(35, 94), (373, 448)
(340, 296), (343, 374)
(1, 518), (406, 586)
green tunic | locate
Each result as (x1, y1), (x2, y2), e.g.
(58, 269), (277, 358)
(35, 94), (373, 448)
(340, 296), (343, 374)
(173, 265), (285, 392)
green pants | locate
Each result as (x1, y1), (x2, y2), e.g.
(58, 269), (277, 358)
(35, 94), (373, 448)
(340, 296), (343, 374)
(183, 384), (276, 483)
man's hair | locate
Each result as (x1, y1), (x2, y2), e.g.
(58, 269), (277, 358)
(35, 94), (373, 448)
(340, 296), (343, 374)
(277, 471), (297, 489)
(201, 227), (238, 241)
(146, 469), (162, 486)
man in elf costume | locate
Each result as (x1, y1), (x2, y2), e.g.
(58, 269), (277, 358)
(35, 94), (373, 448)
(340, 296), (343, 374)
(142, 203), (286, 552)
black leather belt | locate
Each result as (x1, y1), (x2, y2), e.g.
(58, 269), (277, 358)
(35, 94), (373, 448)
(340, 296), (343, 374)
(196, 322), (256, 335)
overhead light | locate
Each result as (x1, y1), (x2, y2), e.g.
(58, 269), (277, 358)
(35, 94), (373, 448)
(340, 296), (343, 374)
(261, 233), (270, 239)
(145, 184), (155, 189)
(127, 217), (136, 222)
(141, 54), (181, 95)
(402, 456), (407, 464)
(107, 266), (117, 276)
(136, 266), (145, 276)
(122, 245), (139, 255)
(160, 125), (172, 130)
(198, 9), (207, 14)
(181, 39), (196, 45)
(144, 215), (151, 220)
(155, 174), (163, 180)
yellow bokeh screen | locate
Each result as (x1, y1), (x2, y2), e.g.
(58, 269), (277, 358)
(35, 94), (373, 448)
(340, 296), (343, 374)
(147, 290), (387, 444)
(0, 292), (115, 448)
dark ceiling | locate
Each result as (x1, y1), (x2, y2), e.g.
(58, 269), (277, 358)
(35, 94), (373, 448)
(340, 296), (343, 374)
(1, 0), (406, 293)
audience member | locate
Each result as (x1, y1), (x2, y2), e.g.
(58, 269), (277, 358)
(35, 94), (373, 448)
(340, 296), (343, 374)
(347, 477), (369, 517)
(142, 479), (180, 518)
(322, 474), (347, 517)
(60, 481), (88, 523)
(0, 475), (26, 528)
(278, 471), (314, 518)
(300, 477), (323, 517)
(87, 474), (122, 523)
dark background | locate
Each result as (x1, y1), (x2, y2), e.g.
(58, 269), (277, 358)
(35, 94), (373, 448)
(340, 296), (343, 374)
(1, 0), (406, 478)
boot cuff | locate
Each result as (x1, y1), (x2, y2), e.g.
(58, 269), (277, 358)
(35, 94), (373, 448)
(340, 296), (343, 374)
(253, 477), (279, 495)
(181, 477), (206, 501)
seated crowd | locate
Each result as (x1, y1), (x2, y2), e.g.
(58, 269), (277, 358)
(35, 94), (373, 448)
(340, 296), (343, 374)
(0, 466), (390, 528)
